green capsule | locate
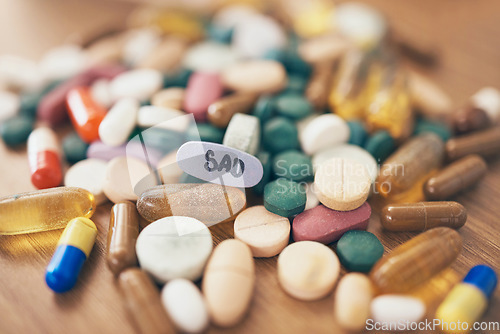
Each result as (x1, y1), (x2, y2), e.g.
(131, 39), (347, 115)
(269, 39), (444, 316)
(0, 115), (34, 146)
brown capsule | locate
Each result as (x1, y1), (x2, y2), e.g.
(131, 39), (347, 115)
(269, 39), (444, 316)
(370, 227), (462, 293)
(424, 155), (487, 200)
(118, 268), (175, 334)
(137, 183), (247, 225)
(445, 126), (500, 161)
(207, 92), (258, 128)
(453, 107), (491, 134)
(305, 61), (335, 110)
(381, 201), (467, 232)
(107, 201), (139, 275)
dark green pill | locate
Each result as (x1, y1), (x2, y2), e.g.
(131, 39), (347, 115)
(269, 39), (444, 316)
(187, 123), (225, 144)
(347, 121), (368, 146)
(63, 132), (89, 164)
(252, 95), (276, 124)
(414, 118), (452, 142)
(272, 150), (313, 182)
(264, 178), (306, 217)
(163, 68), (192, 88)
(0, 115), (34, 146)
(336, 230), (384, 272)
(263, 117), (299, 153)
(364, 130), (395, 164)
(253, 151), (272, 195)
(274, 93), (313, 120)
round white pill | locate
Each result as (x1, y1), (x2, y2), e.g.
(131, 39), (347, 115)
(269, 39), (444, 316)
(136, 216), (213, 283)
(234, 206), (290, 258)
(278, 241), (340, 301)
(161, 279), (209, 333)
(300, 114), (350, 155)
(64, 158), (108, 205)
(370, 295), (426, 326)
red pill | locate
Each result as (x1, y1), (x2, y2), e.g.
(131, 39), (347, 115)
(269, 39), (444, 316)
(27, 127), (63, 189)
(183, 72), (223, 122)
(66, 87), (107, 143)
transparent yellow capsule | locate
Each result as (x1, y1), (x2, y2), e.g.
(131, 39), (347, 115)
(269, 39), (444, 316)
(0, 187), (95, 235)
(365, 65), (414, 140)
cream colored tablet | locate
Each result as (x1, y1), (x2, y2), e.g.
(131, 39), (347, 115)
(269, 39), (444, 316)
(234, 206), (290, 258)
(103, 156), (152, 203)
(278, 241), (340, 301)
(221, 60), (286, 94)
(151, 87), (185, 110)
(64, 158), (108, 204)
(314, 157), (371, 211)
(334, 273), (373, 331)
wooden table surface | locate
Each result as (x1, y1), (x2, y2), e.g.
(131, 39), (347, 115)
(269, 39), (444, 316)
(1, 1), (500, 333)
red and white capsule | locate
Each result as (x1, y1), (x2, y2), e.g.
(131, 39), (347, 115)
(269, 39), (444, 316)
(27, 127), (63, 189)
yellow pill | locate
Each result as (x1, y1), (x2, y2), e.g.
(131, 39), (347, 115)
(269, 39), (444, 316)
(0, 187), (95, 235)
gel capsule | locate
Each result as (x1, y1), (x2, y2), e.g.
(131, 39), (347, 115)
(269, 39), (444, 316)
(0, 187), (95, 235)
(106, 202), (139, 276)
(381, 202), (467, 232)
(66, 87), (108, 143)
(137, 184), (246, 226)
(45, 217), (97, 293)
(436, 265), (497, 334)
(27, 127), (63, 189)
(376, 133), (444, 197)
(370, 227), (462, 293)
(445, 127), (500, 161)
(424, 155), (487, 200)
(118, 268), (175, 334)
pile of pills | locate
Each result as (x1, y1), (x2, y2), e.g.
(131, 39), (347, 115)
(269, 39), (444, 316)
(1, 1), (500, 333)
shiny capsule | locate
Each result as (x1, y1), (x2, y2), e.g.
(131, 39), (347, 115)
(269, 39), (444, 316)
(118, 268), (175, 334)
(45, 217), (97, 293)
(27, 127), (63, 189)
(424, 155), (487, 200)
(446, 127), (500, 161)
(436, 265), (497, 334)
(305, 61), (334, 110)
(207, 92), (258, 128)
(376, 133), (444, 197)
(381, 202), (467, 232)
(106, 202), (139, 276)
(370, 227), (462, 293)
(453, 87), (500, 134)
(0, 187), (95, 235)
(136, 183), (246, 226)
(66, 87), (108, 143)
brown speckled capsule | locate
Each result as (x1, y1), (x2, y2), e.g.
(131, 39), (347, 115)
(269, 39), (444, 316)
(381, 202), (467, 232)
(446, 127), (500, 161)
(207, 92), (258, 128)
(305, 61), (334, 110)
(118, 268), (175, 334)
(107, 201), (139, 275)
(424, 155), (487, 200)
(370, 227), (462, 293)
(137, 183), (246, 225)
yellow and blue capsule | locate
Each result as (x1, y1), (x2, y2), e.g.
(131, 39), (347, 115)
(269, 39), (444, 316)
(436, 265), (497, 333)
(45, 217), (97, 293)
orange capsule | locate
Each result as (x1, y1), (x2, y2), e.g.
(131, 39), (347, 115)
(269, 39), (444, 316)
(66, 87), (107, 143)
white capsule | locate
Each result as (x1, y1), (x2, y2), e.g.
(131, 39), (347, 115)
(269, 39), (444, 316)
(370, 295), (426, 326)
(99, 98), (139, 147)
(28, 127), (60, 156)
(161, 279), (209, 334)
(110, 69), (163, 102)
(471, 87), (500, 123)
(137, 105), (188, 131)
(39, 44), (89, 81)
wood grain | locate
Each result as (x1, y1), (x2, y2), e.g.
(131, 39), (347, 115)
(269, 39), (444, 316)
(1, 1), (500, 333)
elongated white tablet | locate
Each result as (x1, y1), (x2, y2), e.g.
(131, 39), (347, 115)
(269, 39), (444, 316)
(110, 68), (163, 102)
(177, 141), (263, 187)
(222, 113), (260, 155)
(99, 98), (139, 147)
(136, 216), (213, 283)
(161, 279), (209, 333)
(64, 158), (108, 204)
(137, 105), (188, 131)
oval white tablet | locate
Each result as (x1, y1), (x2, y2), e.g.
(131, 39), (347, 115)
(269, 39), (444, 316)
(313, 144), (378, 182)
(110, 68), (163, 102)
(300, 114), (350, 155)
(136, 216), (213, 283)
(137, 105), (188, 131)
(99, 98), (139, 147)
(370, 295), (426, 326)
(64, 158), (108, 204)
(161, 279), (209, 334)
(177, 141), (263, 188)
(183, 41), (239, 73)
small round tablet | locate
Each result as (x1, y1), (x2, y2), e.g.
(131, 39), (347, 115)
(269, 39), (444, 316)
(136, 216), (213, 283)
(278, 241), (340, 301)
(64, 158), (108, 204)
(234, 206), (290, 258)
(161, 279), (209, 333)
(314, 157), (371, 211)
